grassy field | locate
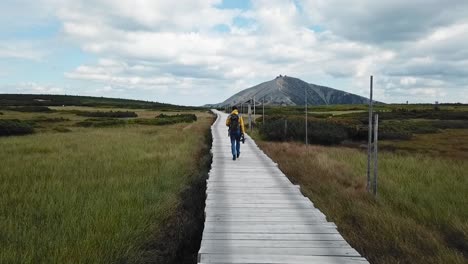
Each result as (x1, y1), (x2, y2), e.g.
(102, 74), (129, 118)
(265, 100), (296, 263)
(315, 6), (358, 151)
(379, 129), (468, 160)
(250, 103), (468, 264)
(0, 107), (213, 263)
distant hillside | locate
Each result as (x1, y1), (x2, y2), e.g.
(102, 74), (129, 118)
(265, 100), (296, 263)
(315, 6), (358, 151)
(0, 94), (197, 109)
(207, 75), (371, 107)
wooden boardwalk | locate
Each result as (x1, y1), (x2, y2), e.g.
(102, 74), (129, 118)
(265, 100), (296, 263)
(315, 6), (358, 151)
(198, 110), (369, 264)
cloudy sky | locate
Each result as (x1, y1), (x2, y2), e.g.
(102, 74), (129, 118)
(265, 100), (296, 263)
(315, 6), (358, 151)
(1, 0), (467, 105)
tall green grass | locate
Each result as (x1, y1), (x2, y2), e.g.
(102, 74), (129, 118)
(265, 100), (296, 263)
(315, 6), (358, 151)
(0, 115), (212, 263)
(256, 140), (468, 264)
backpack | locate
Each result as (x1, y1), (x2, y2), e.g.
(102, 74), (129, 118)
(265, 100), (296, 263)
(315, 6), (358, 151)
(229, 114), (240, 132)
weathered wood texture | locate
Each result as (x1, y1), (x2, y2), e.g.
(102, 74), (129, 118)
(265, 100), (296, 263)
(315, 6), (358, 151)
(198, 110), (369, 264)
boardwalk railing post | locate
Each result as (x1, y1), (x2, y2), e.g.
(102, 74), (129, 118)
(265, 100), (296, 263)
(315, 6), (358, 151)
(284, 119), (288, 139)
(248, 102), (252, 133)
(263, 96), (265, 125)
(305, 87), (308, 146)
(253, 96), (256, 128)
(373, 114), (379, 196)
(367, 75), (374, 192)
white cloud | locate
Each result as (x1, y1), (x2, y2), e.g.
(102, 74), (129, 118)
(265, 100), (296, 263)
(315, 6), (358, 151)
(1, 0), (467, 104)
(0, 42), (45, 60)
(1, 82), (64, 94)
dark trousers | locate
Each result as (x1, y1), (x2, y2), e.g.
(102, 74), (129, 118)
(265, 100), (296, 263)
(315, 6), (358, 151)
(230, 130), (241, 157)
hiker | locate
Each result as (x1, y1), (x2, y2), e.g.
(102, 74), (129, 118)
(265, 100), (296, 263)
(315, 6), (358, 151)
(226, 106), (246, 160)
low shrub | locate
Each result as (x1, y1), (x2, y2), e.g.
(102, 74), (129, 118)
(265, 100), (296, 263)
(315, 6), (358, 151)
(259, 116), (349, 145)
(0, 120), (35, 136)
(3, 106), (53, 113)
(75, 118), (126, 127)
(133, 114), (197, 126)
(53, 127), (72, 133)
(32, 117), (70, 123)
(347, 110), (468, 122)
(432, 120), (468, 129)
(76, 111), (138, 118)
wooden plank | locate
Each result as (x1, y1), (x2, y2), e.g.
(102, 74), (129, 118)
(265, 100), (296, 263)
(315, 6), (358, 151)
(205, 216), (328, 223)
(199, 254), (369, 264)
(205, 203), (314, 209)
(201, 239), (351, 248)
(205, 198), (311, 205)
(198, 247), (361, 257)
(202, 224), (338, 234)
(201, 232), (346, 241)
(206, 193), (308, 200)
(206, 188), (302, 195)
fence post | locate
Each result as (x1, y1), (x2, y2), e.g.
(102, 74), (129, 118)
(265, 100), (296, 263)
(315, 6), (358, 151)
(248, 103), (252, 133)
(263, 96), (265, 125)
(284, 119), (288, 139)
(373, 114), (379, 196)
(305, 87), (308, 146)
(367, 75), (374, 192)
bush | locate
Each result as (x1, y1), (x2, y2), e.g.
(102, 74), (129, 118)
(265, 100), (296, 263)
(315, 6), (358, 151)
(76, 111), (138, 118)
(53, 127), (72, 133)
(132, 114), (197, 126)
(347, 110), (468, 121)
(4, 106), (53, 113)
(432, 120), (468, 129)
(259, 116), (349, 145)
(32, 117), (70, 123)
(0, 120), (34, 136)
(75, 118), (126, 127)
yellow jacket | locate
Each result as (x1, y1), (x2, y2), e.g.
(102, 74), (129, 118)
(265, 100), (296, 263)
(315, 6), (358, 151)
(226, 109), (246, 134)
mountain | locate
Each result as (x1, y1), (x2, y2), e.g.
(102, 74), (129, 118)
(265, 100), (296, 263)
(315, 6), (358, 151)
(207, 75), (371, 107)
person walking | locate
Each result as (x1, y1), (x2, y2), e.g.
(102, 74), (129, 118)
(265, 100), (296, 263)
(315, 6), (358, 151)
(226, 106), (246, 160)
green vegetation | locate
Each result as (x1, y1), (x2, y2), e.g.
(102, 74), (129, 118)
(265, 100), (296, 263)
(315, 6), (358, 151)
(0, 106), (53, 113)
(0, 120), (35, 136)
(0, 94), (204, 110)
(76, 110), (138, 118)
(75, 118), (127, 127)
(0, 106), (213, 263)
(254, 104), (468, 144)
(380, 129), (468, 160)
(259, 115), (349, 145)
(74, 113), (198, 128)
(132, 114), (197, 126)
(254, 140), (467, 264)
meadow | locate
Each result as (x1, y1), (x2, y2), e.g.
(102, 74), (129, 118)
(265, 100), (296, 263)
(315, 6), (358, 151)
(248, 103), (468, 264)
(0, 103), (213, 263)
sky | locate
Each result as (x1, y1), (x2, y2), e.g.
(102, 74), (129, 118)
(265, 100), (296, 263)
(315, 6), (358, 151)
(1, 0), (467, 106)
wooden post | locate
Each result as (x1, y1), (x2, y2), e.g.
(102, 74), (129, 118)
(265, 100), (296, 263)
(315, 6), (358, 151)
(263, 96), (265, 125)
(253, 96), (256, 126)
(284, 119), (288, 139)
(248, 103), (252, 133)
(367, 75), (373, 192)
(305, 87), (308, 146)
(373, 114), (379, 196)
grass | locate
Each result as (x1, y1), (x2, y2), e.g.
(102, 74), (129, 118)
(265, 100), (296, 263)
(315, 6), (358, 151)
(0, 109), (213, 263)
(253, 136), (468, 264)
(380, 129), (468, 160)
